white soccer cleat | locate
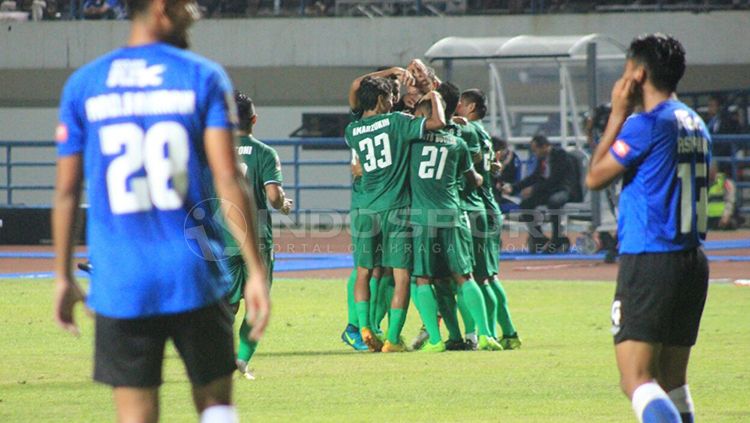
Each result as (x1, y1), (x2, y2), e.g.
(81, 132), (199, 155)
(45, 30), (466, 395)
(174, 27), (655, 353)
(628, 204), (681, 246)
(236, 360), (255, 380)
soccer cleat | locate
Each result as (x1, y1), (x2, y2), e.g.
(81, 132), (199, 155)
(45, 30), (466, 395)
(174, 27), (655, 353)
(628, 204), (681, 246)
(410, 325), (429, 351)
(500, 333), (522, 350)
(464, 333), (478, 351)
(419, 340), (446, 353)
(381, 339), (408, 353)
(478, 335), (504, 351)
(77, 261), (93, 274)
(236, 359), (255, 380)
(445, 339), (467, 351)
(360, 328), (383, 352)
(341, 324), (368, 351)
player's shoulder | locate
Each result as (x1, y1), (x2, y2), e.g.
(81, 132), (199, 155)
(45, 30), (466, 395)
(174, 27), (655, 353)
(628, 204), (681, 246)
(64, 47), (125, 88)
(251, 137), (278, 155)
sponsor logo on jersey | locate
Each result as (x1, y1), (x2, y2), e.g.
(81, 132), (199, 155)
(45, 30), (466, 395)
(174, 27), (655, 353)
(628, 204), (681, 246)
(106, 59), (165, 88)
(55, 123), (68, 143)
(612, 139), (630, 158)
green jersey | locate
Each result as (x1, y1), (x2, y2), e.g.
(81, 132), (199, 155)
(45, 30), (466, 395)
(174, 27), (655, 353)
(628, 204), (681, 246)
(410, 130), (473, 227)
(222, 135), (283, 255)
(449, 123), (485, 212)
(469, 120), (500, 213)
(344, 112), (426, 212)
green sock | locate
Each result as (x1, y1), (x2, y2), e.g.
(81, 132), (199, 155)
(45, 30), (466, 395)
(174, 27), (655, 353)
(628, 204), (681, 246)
(460, 280), (490, 337)
(355, 301), (370, 330)
(374, 275), (393, 330)
(480, 283), (499, 339)
(385, 279), (395, 323)
(456, 283), (476, 335)
(368, 277), (380, 331)
(387, 308), (407, 344)
(237, 316), (258, 362)
(346, 270), (357, 327)
(490, 279), (517, 336)
(434, 282), (462, 342)
(415, 285), (442, 345)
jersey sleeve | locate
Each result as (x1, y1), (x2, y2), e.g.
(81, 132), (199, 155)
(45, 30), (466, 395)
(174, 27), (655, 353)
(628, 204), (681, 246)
(56, 75), (86, 157)
(461, 126), (481, 155)
(394, 112), (426, 142)
(609, 115), (652, 167)
(262, 147), (283, 185)
(204, 66), (236, 130)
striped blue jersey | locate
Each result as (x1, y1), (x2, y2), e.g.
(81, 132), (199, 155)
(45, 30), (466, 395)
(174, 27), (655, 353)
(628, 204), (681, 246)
(609, 99), (711, 254)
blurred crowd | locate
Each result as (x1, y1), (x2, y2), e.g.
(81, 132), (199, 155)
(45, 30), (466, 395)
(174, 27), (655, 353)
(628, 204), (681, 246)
(1, 0), (749, 20)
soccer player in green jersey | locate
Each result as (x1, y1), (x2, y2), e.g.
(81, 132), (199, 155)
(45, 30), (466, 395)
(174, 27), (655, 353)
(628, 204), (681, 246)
(457, 89), (521, 349)
(410, 97), (504, 352)
(227, 92), (293, 379)
(345, 75), (446, 352)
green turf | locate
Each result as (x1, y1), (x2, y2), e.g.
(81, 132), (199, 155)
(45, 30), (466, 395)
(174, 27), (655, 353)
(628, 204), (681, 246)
(0, 278), (748, 422)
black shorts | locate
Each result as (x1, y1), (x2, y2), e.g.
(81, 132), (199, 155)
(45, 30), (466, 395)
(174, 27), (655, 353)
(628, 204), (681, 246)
(94, 301), (235, 388)
(612, 248), (709, 346)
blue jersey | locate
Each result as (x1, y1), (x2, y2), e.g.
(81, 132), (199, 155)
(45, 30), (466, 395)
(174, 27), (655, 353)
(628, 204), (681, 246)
(57, 42), (235, 318)
(609, 99), (711, 254)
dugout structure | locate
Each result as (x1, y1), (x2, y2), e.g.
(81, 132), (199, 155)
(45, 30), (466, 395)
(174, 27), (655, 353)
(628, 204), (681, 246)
(425, 34), (626, 244)
(425, 33), (626, 149)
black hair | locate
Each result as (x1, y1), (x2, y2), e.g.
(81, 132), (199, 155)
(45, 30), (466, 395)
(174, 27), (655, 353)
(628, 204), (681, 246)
(126, 0), (150, 16)
(415, 95), (446, 120)
(357, 76), (391, 112)
(437, 81), (460, 117)
(531, 134), (550, 147)
(491, 136), (508, 152)
(234, 90), (255, 133)
(460, 88), (487, 119)
(627, 33), (686, 93)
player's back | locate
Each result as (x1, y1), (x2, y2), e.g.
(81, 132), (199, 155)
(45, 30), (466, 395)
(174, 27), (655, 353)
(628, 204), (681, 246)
(469, 120), (500, 212)
(613, 99), (711, 254)
(344, 112), (425, 212)
(447, 123), (484, 212)
(236, 136), (281, 242)
(410, 130), (470, 227)
(57, 42), (235, 318)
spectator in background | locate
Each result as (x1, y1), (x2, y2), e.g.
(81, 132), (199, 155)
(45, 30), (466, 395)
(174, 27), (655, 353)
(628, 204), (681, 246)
(82, 0), (124, 18)
(708, 162), (742, 230)
(506, 135), (577, 252)
(491, 136), (522, 213)
(706, 94), (742, 157)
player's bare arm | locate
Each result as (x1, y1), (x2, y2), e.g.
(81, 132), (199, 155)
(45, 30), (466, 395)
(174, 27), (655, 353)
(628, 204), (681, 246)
(52, 154), (87, 336)
(464, 167), (483, 188)
(266, 184), (293, 215)
(423, 91), (447, 131)
(585, 77), (633, 190)
(348, 67), (414, 110)
(205, 128), (270, 341)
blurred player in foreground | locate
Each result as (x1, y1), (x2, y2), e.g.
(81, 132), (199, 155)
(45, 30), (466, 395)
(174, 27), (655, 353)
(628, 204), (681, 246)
(586, 33), (710, 423)
(227, 91), (292, 380)
(52, 0), (270, 421)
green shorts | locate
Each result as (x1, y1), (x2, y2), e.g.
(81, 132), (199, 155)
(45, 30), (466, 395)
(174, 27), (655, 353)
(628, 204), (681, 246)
(226, 245), (274, 305)
(412, 223), (474, 278)
(485, 210), (502, 276)
(351, 207), (412, 270)
(465, 209), (495, 280)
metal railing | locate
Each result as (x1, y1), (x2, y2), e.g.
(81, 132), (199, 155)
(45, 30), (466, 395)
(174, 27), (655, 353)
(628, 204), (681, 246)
(2, 135), (749, 218)
(0, 138), (353, 225)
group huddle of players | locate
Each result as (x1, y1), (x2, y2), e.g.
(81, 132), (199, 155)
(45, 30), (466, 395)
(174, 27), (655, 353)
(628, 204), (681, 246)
(340, 60), (521, 353)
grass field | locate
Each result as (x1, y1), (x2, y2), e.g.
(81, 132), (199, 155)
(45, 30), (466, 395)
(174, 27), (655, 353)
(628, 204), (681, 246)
(0, 278), (748, 422)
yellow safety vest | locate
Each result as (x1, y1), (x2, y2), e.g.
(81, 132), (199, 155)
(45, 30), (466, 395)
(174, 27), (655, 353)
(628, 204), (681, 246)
(708, 173), (726, 218)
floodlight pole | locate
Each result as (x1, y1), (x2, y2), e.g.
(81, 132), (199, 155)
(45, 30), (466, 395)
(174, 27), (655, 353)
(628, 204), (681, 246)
(587, 42), (602, 232)
(488, 63), (512, 139)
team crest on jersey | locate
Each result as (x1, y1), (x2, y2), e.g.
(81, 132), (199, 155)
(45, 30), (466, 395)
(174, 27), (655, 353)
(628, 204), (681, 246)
(106, 59), (165, 88)
(55, 123), (68, 143)
(612, 140), (630, 158)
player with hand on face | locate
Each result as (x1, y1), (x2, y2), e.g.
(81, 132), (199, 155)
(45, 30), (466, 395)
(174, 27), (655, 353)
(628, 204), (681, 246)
(345, 75), (446, 352)
(52, 0), (270, 421)
(227, 91), (291, 380)
(587, 33), (710, 423)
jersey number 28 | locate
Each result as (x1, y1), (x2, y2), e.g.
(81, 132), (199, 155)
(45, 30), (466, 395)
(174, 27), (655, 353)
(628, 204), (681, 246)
(100, 121), (190, 214)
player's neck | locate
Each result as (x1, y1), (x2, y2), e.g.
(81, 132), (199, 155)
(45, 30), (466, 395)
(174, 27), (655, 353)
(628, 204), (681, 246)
(127, 18), (163, 47)
(642, 86), (673, 113)
(362, 109), (381, 119)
